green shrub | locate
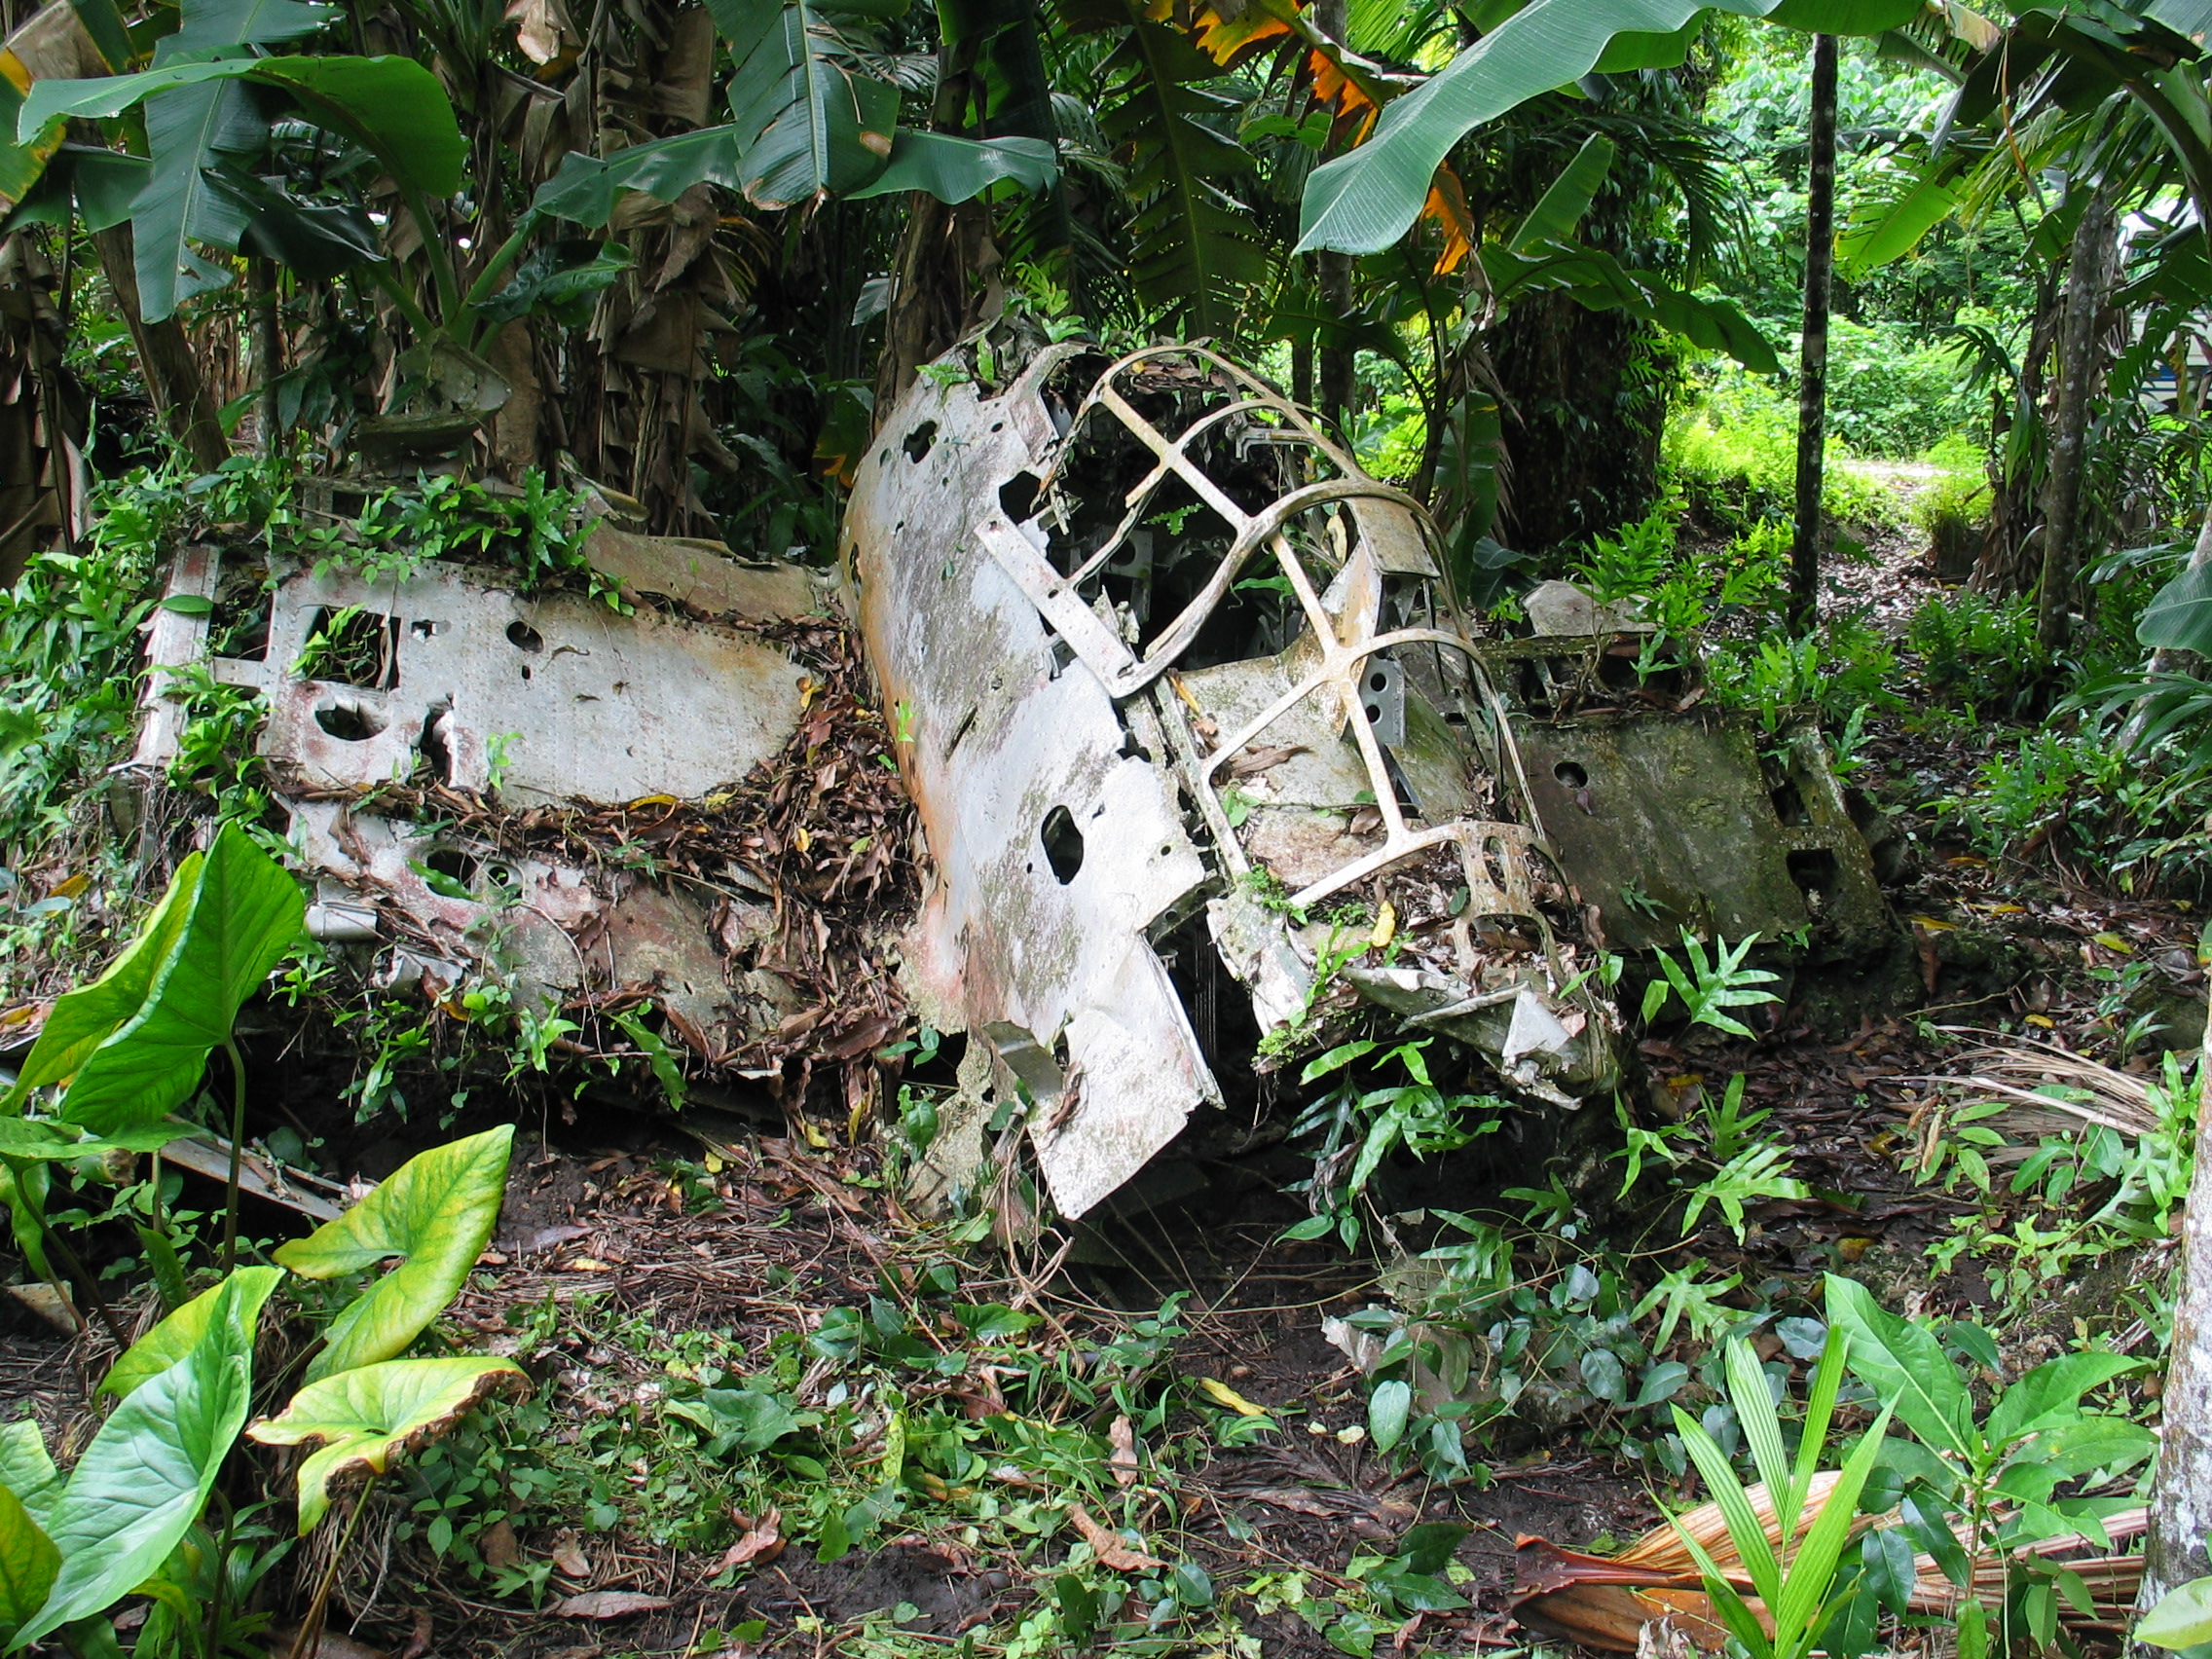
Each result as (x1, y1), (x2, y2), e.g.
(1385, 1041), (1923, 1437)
(1906, 588), (2050, 716)
(1663, 369), (1890, 530)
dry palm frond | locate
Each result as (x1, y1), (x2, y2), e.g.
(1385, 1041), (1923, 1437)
(1513, 1480), (2145, 1653)
(1906, 1028), (2160, 1158)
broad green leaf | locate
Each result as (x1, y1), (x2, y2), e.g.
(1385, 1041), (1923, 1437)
(100, 1266), (281, 1401)
(1298, 0), (1725, 255)
(210, 168), (381, 278)
(276, 1124), (512, 1381)
(40, 824), (304, 1133)
(2138, 560), (2212, 653)
(475, 239), (635, 328)
(2, 845), (199, 1112)
(1508, 133), (1615, 252)
(164, 0), (335, 56)
(13, 1275), (258, 1647)
(0, 1119), (189, 1161)
(1985, 1352), (2140, 1445)
(1835, 173), (1960, 281)
(1482, 240), (1779, 374)
(1764, 0), (1923, 27)
(1296, 0), (1921, 255)
(67, 146), (148, 231)
(18, 55), (462, 197)
(2141, 1577), (2212, 1650)
(0, 1482), (56, 1639)
(1368, 1379), (1412, 1452)
(1594, 15), (1706, 72)
(247, 1356), (528, 1531)
(2030, 1414), (2157, 1480)
(1824, 1273), (1972, 1458)
(532, 128), (745, 225)
(0, 1424), (58, 1530)
(846, 130), (1056, 203)
(133, 76), (262, 322)
(715, 0), (902, 206)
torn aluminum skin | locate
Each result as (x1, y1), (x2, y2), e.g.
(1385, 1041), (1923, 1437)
(846, 343), (1614, 1222)
(132, 534), (831, 1055)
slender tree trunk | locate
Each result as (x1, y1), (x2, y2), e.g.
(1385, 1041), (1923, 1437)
(1313, 0), (1352, 434)
(1789, 32), (1837, 633)
(249, 258), (282, 459)
(2035, 188), (2118, 649)
(2142, 979), (2212, 1619)
(87, 222), (226, 471)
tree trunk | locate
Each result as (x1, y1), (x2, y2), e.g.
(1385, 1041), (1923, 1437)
(1788, 32), (1837, 632)
(2035, 188), (2118, 649)
(1313, 0), (1352, 433)
(2142, 979), (2212, 1618)
(1972, 266), (2058, 596)
(87, 222), (227, 471)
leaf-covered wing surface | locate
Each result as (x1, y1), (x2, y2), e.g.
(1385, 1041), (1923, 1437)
(275, 1124), (513, 1380)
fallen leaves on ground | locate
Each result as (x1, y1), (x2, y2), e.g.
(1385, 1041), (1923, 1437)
(553, 1591), (674, 1619)
(1067, 1504), (1165, 1571)
(1196, 1376), (1268, 1417)
(717, 1507), (784, 1571)
(1108, 1415), (1138, 1488)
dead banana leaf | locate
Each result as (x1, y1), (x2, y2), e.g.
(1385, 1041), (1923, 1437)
(1515, 1481), (2147, 1653)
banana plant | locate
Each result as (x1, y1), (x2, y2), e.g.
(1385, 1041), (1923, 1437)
(0, 1127), (526, 1655)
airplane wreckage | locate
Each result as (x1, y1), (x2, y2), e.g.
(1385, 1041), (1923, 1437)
(129, 341), (1891, 1224)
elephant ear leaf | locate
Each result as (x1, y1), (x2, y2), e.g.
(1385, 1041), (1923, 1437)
(0, 1422), (59, 1530)
(100, 1266), (283, 1402)
(248, 1357), (529, 1531)
(0, 1481), (57, 1642)
(276, 1125), (514, 1381)
(13, 1270), (262, 1648)
(10, 823), (304, 1133)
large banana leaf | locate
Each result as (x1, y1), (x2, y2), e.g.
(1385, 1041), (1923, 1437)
(1834, 170), (1960, 282)
(846, 130), (1055, 200)
(711, 0), (904, 207)
(19, 54), (465, 196)
(99, 1265), (282, 1401)
(1506, 132), (1614, 253)
(12, 1268), (263, 1648)
(1482, 240), (1779, 374)
(131, 78), (266, 321)
(7, 823), (304, 1134)
(276, 1124), (513, 1381)
(1067, 0), (1269, 332)
(248, 1356), (528, 1530)
(0, 1484), (56, 1643)
(1296, 0), (1923, 256)
(533, 129), (747, 224)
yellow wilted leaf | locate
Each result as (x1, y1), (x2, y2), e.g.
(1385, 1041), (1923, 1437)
(627, 794), (678, 809)
(1986, 903), (2025, 915)
(1909, 915), (1956, 933)
(2024, 1014), (2055, 1029)
(568, 1257), (612, 1272)
(2091, 932), (2130, 952)
(1196, 1377), (1268, 1417)
(1370, 902), (1396, 950)
(51, 873), (89, 899)
(793, 826), (813, 853)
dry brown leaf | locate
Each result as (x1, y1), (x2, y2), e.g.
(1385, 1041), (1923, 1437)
(1248, 1487), (1333, 1517)
(1227, 742), (1308, 779)
(550, 1534), (592, 1580)
(718, 1506), (784, 1570)
(1067, 1504), (1165, 1571)
(399, 1609), (432, 1659)
(480, 1517), (522, 1571)
(554, 1591), (673, 1619)
(1108, 1416), (1139, 1489)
